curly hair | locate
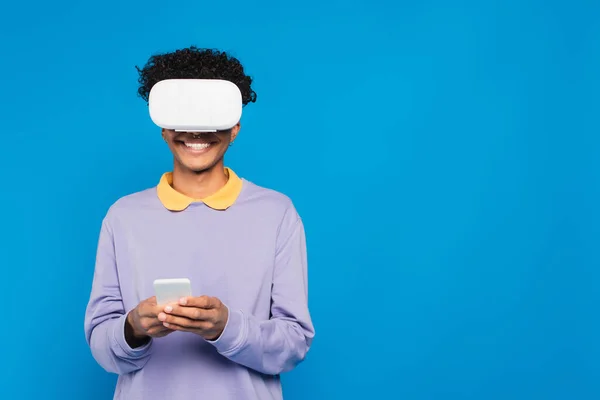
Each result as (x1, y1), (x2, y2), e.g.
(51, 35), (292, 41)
(135, 46), (257, 106)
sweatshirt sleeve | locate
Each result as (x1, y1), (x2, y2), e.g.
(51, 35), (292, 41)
(208, 206), (315, 375)
(84, 216), (153, 375)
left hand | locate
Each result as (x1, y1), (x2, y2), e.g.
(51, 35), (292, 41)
(158, 296), (229, 341)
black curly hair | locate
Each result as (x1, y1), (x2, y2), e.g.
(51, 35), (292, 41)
(135, 46), (257, 106)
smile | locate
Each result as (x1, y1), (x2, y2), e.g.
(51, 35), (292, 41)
(177, 140), (215, 154)
(185, 142), (211, 150)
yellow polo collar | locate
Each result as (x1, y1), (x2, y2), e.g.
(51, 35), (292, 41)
(157, 167), (243, 211)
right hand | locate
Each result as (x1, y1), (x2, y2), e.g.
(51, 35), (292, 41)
(126, 296), (174, 340)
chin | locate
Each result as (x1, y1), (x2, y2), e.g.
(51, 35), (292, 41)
(181, 162), (211, 174)
(179, 157), (222, 174)
(189, 166), (214, 174)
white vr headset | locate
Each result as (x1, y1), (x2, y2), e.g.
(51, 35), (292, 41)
(148, 79), (242, 132)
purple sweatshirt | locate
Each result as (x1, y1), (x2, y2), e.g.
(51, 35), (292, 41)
(84, 168), (315, 400)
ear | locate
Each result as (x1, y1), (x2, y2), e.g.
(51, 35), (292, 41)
(230, 122), (241, 144)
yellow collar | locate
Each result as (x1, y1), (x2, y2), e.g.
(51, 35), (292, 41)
(157, 167), (243, 211)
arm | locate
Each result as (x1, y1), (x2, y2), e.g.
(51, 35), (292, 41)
(84, 216), (153, 375)
(209, 209), (315, 375)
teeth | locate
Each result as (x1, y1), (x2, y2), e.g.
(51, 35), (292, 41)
(185, 143), (211, 150)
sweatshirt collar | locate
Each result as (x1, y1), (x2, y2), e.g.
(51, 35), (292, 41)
(157, 167), (242, 211)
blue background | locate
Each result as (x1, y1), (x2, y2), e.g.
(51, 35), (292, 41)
(0, 0), (598, 398)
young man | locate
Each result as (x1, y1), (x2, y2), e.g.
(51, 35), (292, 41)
(84, 47), (315, 400)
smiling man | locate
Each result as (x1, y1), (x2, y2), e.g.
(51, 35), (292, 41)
(84, 47), (315, 400)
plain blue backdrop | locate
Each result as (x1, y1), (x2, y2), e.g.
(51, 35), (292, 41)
(0, 0), (598, 398)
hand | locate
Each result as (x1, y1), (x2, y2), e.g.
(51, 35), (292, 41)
(126, 296), (174, 346)
(158, 296), (229, 341)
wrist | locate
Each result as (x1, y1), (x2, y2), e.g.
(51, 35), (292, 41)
(125, 312), (144, 338)
(207, 308), (246, 354)
(125, 312), (150, 348)
(207, 305), (229, 341)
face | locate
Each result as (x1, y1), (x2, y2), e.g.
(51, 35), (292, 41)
(162, 124), (239, 174)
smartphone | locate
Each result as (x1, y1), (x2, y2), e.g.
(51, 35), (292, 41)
(153, 278), (193, 305)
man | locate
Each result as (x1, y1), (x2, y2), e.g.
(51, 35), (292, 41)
(84, 46), (315, 400)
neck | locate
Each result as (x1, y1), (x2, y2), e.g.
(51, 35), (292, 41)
(171, 161), (229, 200)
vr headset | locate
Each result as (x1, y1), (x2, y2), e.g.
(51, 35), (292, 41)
(148, 79), (242, 132)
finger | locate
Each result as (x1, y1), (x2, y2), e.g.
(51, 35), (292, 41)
(162, 320), (210, 333)
(139, 307), (159, 318)
(141, 296), (158, 308)
(162, 305), (216, 322)
(139, 316), (164, 331)
(160, 314), (209, 330)
(179, 295), (221, 309)
(140, 302), (165, 318)
(148, 325), (172, 337)
(161, 323), (192, 333)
